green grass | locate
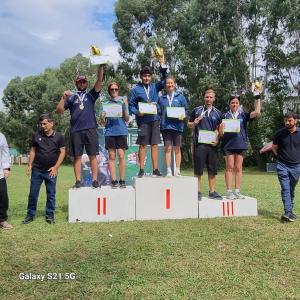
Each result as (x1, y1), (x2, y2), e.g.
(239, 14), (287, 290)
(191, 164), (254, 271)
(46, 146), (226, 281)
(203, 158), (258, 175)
(1, 165), (300, 299)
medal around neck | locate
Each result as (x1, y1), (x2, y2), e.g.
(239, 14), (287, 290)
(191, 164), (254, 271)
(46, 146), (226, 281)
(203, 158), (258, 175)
(79, 104), (85, 110)
(89, 45), (112, 65)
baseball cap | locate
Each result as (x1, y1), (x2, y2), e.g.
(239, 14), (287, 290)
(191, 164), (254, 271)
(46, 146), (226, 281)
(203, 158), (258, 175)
(75, 75), (87, 82)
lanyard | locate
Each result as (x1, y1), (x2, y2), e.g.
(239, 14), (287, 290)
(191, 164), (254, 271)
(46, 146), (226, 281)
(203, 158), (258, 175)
(198, 106), (212, 118)
(167, 92), (175, 106)
(229, 110), (239, 119)
(75, 91), (87, 105)
(143, 85), (150, 102)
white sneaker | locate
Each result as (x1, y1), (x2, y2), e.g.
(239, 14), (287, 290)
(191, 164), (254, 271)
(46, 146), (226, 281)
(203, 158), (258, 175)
(226, 191), (236, 200)
(166, 170), (172, 177)
(175, 169), (181, 177)
(234, 191), (246, 199)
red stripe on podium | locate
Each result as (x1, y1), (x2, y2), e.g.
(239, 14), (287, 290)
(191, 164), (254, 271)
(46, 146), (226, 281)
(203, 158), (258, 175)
(222, 202), (225, 216)
(103, 197), (107, 215)
(97, 197), (101, 215)
(227, 202), (230, 216)
(231, 201), (234, 216)
(166, 189), (170, 209)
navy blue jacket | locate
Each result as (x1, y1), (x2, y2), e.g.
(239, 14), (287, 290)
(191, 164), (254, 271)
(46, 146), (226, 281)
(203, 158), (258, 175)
(158, 91), (189, 133)
(129, 67), (168, 126)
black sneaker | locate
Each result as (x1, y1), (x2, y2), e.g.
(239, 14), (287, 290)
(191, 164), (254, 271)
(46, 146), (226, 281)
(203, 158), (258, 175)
(22, 215), (35, 224)
(119, 180), (126, 188)
(152, 169), (162, 177)
(111, 180), (118, 189)
(198, 192), (202, 201)
(45, 216), (55, 224)
(281, 212), (296, 222)
(138, 169), (144, 178)
(208, 191), (223, 200)
(72, 180), (83, 189)
(92, 180), (101, 189)
(291, 212), (298, 220)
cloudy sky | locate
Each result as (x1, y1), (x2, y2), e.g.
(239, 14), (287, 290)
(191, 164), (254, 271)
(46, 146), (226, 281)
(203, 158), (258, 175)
(0, 0), (120, 110)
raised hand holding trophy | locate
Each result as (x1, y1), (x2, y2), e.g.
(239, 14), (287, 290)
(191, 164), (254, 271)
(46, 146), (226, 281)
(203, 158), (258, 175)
(251, 80), (263, 99)
(89, 45), (111, 65)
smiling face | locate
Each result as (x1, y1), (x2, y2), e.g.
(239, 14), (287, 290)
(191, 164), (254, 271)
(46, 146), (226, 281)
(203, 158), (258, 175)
(230, 98), (240, 112)
(165, 78), (176, 93)
(76, 80), (88, 91)
(141, 73), (152, 85)
(204, 91), (215, 107)
(108, 83), (119, 98)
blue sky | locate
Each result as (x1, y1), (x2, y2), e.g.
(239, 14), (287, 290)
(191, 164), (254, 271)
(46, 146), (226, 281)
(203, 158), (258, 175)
(0, 0), (120, 110)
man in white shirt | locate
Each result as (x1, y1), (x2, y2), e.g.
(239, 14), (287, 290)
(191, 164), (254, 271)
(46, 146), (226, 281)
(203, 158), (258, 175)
(0, 132), (12, 229)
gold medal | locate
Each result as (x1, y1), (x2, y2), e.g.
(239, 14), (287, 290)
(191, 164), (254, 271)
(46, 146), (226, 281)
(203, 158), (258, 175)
(79, 104), (84, 110)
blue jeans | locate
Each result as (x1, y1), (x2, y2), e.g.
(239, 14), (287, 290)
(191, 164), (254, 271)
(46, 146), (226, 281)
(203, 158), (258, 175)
(276, 162), (300, 214)
(27, 169), (57, 217)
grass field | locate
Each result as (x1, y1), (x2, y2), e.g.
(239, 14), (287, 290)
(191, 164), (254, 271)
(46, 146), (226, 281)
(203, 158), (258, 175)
(1, 165), (300, 299)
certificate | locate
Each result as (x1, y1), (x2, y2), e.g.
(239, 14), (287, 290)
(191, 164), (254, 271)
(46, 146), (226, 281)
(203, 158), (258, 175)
(222, 119), (240, 133)
(102, 103), (122, 118)
(138, 102), (157, 115)
(198, 130), (217, 144)
(89, 55), (111, 65)
(166, 107), (186, 119)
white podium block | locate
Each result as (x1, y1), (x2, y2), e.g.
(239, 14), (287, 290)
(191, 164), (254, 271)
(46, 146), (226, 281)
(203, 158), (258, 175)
(68, 186), (135, 222)
(198, 196), (258, 218)
(135, 176), (198, 220)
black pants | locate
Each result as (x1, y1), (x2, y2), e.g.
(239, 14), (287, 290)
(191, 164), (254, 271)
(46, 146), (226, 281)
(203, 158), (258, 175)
(0, 178), (9, 221)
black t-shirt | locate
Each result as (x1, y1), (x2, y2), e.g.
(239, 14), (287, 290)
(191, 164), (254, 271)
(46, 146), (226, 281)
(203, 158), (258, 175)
(31, 131), (65, 171)
(273, 127), (300, 165)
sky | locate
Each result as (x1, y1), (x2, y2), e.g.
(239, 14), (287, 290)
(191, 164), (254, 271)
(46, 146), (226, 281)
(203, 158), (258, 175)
(0, 0), (120, 110)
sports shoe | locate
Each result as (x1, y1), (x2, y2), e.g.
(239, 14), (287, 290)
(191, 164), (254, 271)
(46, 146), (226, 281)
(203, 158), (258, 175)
(291, 212), (298, 220)
(138, 169), (144, 178)
(119, 180), (126, 188)
(281, 212), (296, 222)
(72, 180), (83, 189)
(22, 215), (35, 224)
(198, 192), (202, 201)
(0, 220), (13, 230)
(175, 169), (181, 177)
(45, 216), (55, 224)
(152, 169), (162, 177)
(234, 191), (246, 199)
(166, 168), (172, 177)
(111, 180), (118, 189)
(92, 180), (101, 189)
(208, 191), (223, 200)
(226, 191), (236, 200)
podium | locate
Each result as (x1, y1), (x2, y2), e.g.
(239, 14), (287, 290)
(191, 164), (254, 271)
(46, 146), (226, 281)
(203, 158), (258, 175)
(68, 186), (135, 222)
(134, 176), (198, 220)
(198, 196), (258, 218)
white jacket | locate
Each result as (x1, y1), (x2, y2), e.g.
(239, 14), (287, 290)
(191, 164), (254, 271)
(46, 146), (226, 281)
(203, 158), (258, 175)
(0, 132), (10, 179)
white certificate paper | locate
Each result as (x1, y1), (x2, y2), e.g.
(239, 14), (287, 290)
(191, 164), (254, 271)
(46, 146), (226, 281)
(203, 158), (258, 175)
(222, 119), (240, 133)
(166, 107), (186, 119)
(102, 103), (122, 118)
(198, 130), (217, 144)
(138, 102), (157, 115)
(89, 55), (111, 65)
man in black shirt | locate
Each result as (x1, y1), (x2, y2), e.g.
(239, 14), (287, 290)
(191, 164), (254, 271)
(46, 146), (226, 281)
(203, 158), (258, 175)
(22, 114), (65, 224)
(272, 113), (300, 222)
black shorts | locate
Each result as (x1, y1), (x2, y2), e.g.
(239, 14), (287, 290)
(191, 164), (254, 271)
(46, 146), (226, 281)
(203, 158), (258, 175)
(136, 120), (161, 145)
(223, 149), (247, 157)
(70, 128), (99, 157)
(162, 129), (182, 147)
(194, 144), (218, 176)
(105, 136), (128, 150)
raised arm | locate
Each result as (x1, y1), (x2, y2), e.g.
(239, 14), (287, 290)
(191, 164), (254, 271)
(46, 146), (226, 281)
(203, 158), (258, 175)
(250, 98), (261, 119)
(94, 65), (104, 93)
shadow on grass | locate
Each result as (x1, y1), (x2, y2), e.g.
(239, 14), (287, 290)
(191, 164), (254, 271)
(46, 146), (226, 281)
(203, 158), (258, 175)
(258, 209), (282, 221)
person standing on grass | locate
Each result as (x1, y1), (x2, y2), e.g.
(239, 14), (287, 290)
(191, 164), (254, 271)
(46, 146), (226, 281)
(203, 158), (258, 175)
(0, 132), (13, 230)
(129, 64), (168, 178)
(272, 113), (300, 222)
(22, 114), (65, 225)
(219, 94), (261, 200)
(158, 76), (188, 177)
(188, 88), (222, 201)
(56, 65), (104, 189)
(99, 82), (129, 188)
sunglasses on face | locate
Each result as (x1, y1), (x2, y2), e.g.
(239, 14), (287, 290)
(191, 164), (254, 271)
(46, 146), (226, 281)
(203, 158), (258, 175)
(110, 88), (119, 92)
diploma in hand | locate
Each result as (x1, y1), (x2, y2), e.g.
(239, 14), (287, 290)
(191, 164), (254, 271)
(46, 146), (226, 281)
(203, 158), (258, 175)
(166, 107), (186, 119)
(138, 102), (157, 115)
(198, 130), (217, 144)
(222, 119), (240, 133)
(102, 103), (122, 118)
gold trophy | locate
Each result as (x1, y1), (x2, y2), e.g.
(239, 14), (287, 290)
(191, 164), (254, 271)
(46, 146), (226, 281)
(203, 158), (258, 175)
(90, 45), (101, 56)
(153, 46), (164, 65)
(251, 80), (263, 99)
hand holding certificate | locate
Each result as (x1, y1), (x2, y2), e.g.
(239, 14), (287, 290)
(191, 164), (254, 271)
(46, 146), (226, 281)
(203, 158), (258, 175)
(222, 119), (240, 133)
(138, 102), (157, 115)
(166, 107), (186, 119)
(198, 130), (217, 144)
(102, 103), (122, 118)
